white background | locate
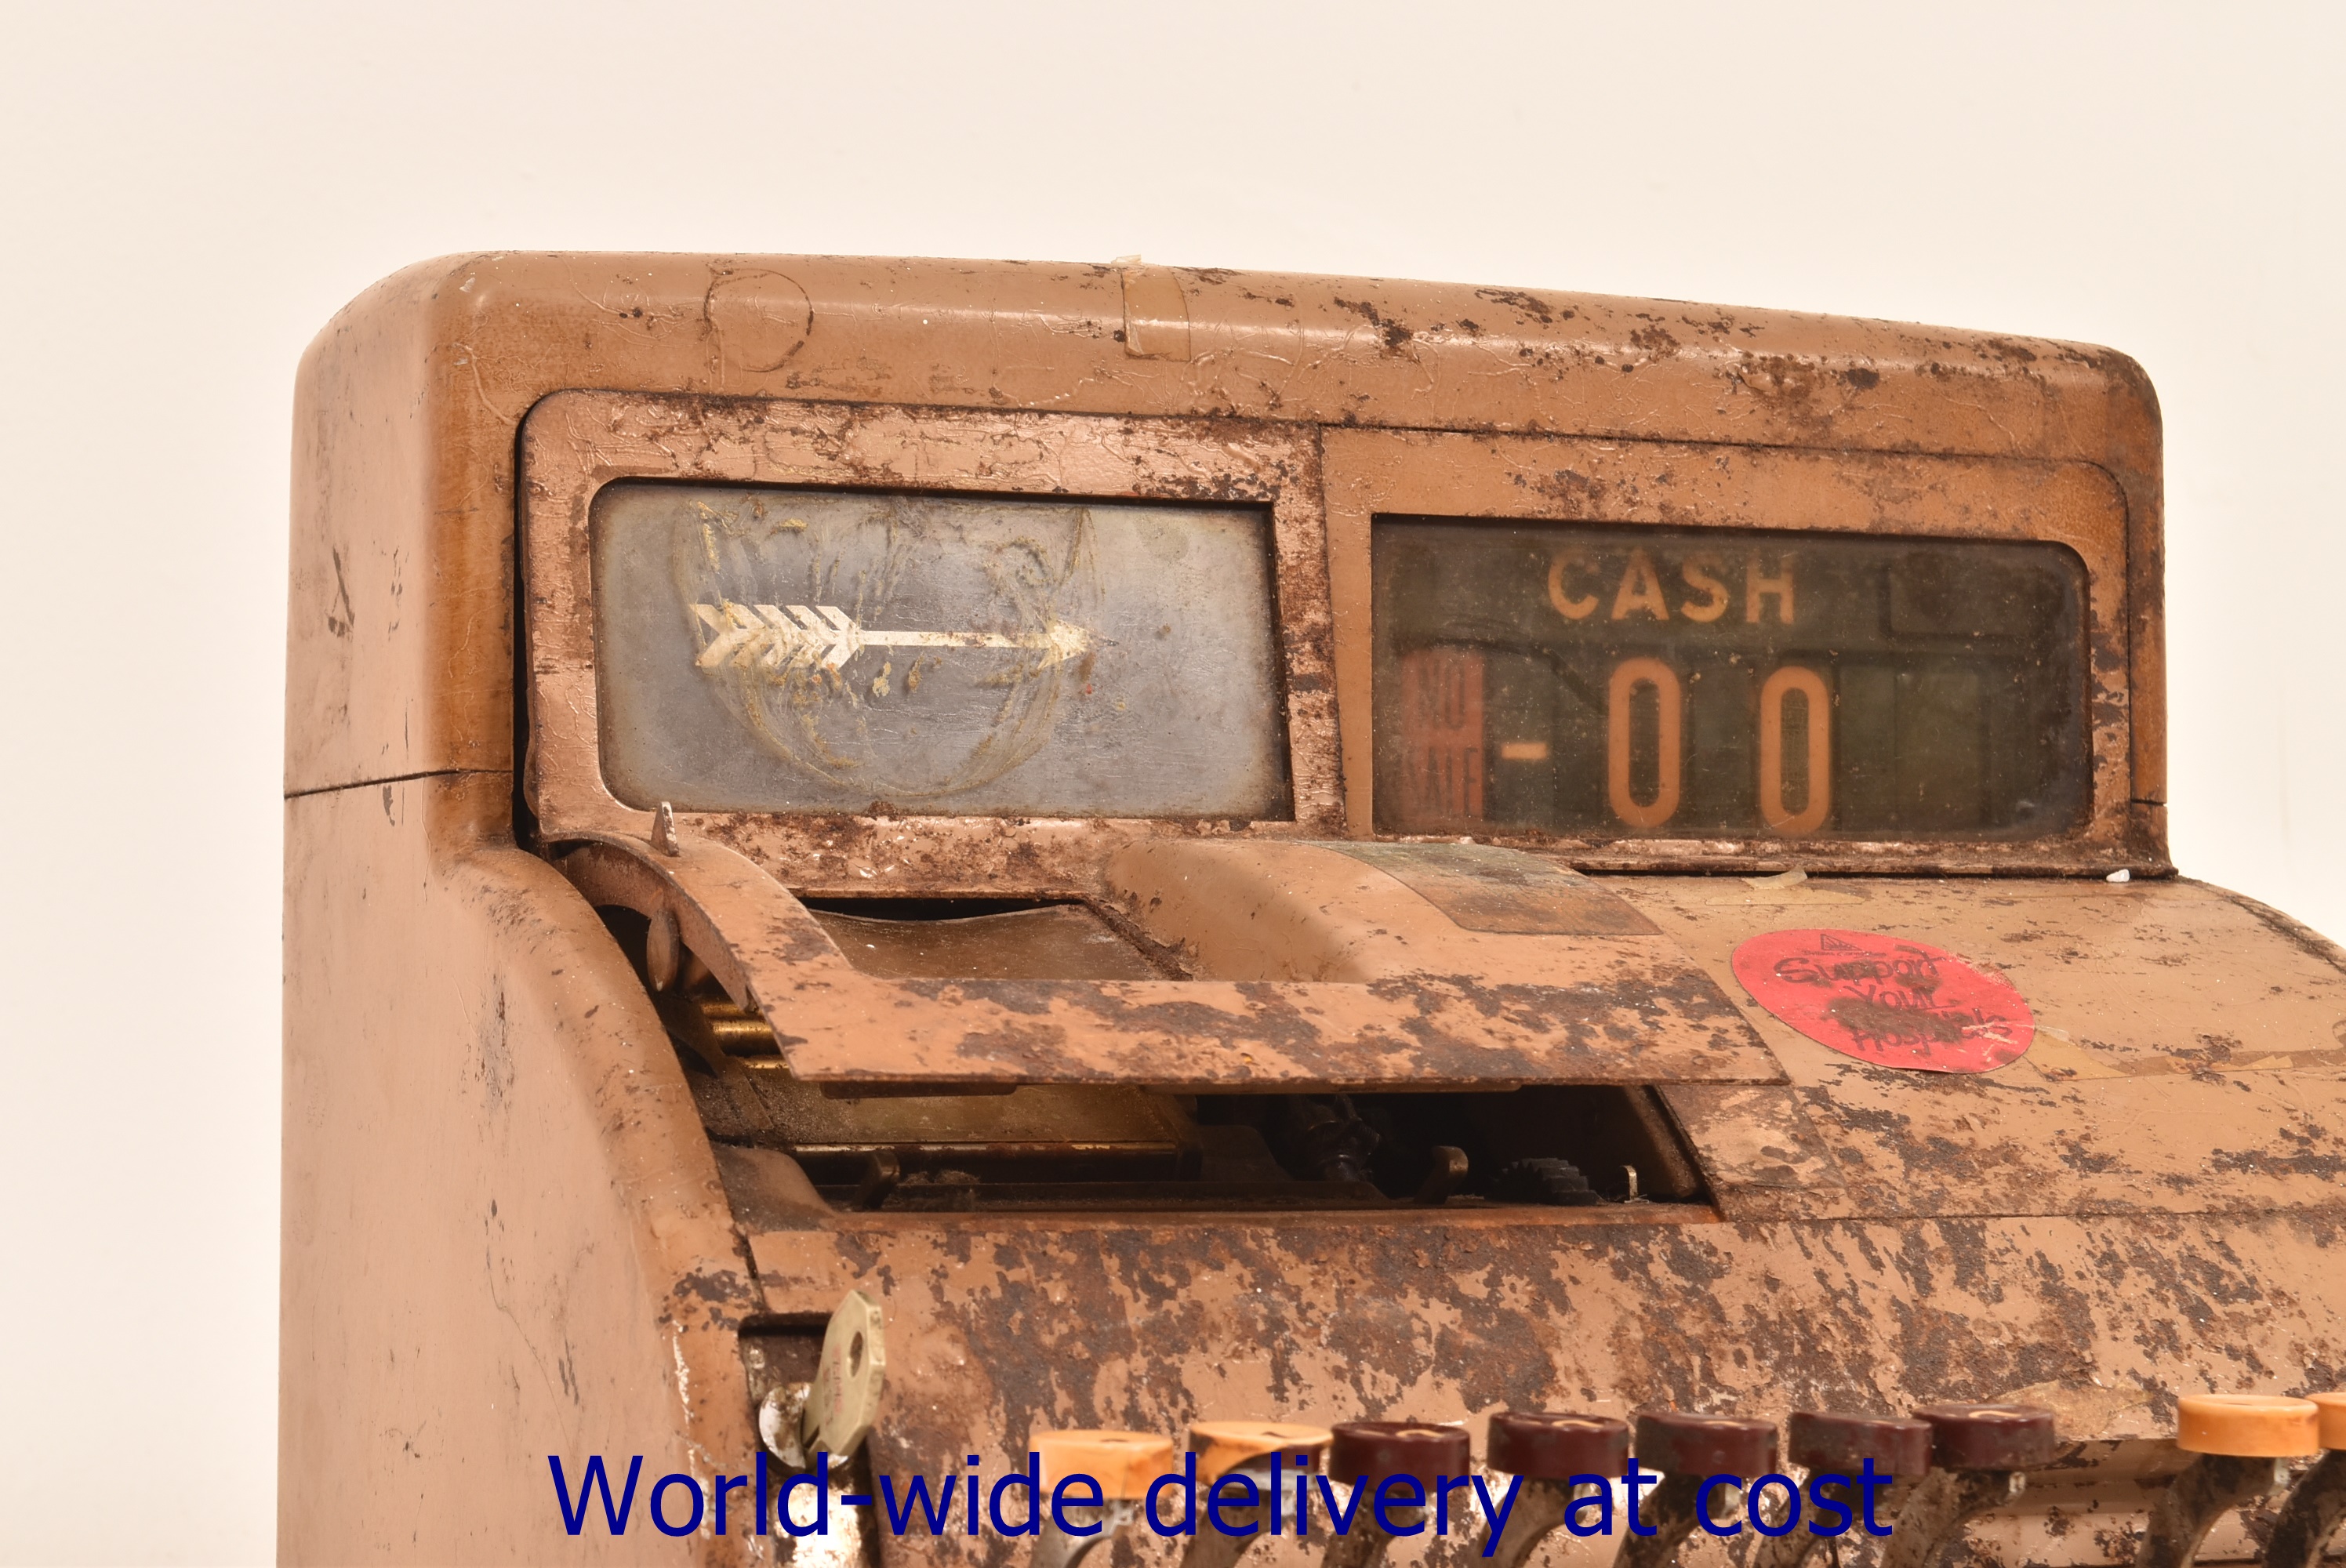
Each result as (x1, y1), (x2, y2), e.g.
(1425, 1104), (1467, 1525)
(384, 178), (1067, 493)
(2, 3), (2339, 1561)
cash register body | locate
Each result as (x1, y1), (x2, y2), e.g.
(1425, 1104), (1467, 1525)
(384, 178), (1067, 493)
(282, 256), (2343, 1563)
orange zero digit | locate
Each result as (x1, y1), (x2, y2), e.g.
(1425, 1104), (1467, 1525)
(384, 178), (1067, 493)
(1758, 665), (1831, 835)
(1606, 658), (1682, 828)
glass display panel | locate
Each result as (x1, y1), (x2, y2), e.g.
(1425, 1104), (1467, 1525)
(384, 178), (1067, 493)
(594, 485), (1291, 818)
(1372, 519), (2088, 840)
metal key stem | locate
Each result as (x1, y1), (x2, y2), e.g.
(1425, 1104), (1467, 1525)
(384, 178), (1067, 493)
(1175, 1472), (1291, 1568)
(1615, 1472), (1709, 1568)
(1750, 1477), (1853, 1568)
(1035, 1500), (1140, 1568)
(1880, 1469), (2025, 1568)
(1319, 1504), (1424, 1568)
(2265, 1451), (2346, 1568)
(2134, 1455), (2285, 1568)
(1482, 1479), (1583, 1568)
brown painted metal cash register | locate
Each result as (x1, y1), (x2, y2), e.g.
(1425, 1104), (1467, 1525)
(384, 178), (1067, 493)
(281, 255), (2346, 1564)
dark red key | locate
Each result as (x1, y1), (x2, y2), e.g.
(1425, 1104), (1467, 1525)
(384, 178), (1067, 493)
(1879, 1406), (2061, 1568)
(1616, 1413), (1781, 1568)
(1909, 1404), (2057, 1472)
(1788, 1411), (1933, 1479)
(1489, 1412), (1631, 1480)
(1328, 1420), (1472, 1488)
(1633, 1411), (1778, 1476)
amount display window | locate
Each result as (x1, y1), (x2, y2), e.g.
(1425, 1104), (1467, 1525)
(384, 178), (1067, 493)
(1371, 519), (2089, 840)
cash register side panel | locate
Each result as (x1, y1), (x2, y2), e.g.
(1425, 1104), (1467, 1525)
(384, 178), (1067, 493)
(282, 269), (762, 1565)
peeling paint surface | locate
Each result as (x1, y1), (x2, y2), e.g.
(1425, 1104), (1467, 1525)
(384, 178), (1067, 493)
(748, 1210), (2346, 1568)
(1618, 877), (2346, 1218)
(557, 837), (1790, 1091)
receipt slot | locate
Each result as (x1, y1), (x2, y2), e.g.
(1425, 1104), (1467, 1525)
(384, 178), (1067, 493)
(284, 256), (2346, 1564)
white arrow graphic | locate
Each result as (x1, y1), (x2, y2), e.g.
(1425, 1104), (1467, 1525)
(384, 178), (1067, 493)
(692, 601), (1092, 675)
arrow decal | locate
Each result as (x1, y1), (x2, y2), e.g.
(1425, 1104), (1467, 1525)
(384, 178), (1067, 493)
(692, 601), (1092, 676)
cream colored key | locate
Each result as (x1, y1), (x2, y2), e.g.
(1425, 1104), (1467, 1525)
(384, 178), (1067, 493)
(1189, 1420), (1333, 1483)
(2313, 1392), (2346, 1451)
(1180, 1421), (1338, 1568)
(1034, 1429), (1179, 1498)
(2136, 1396), (2319, 1568)
(2177, 1394), (2320, 1457)
(804, 1289), (888, 1459)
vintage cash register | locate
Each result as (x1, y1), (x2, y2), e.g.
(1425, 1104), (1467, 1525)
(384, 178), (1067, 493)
(281, 255), (2346, 1563)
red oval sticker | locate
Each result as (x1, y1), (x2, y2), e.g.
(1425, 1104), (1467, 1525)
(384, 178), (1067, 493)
(1730, 928), (2033, 1073)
